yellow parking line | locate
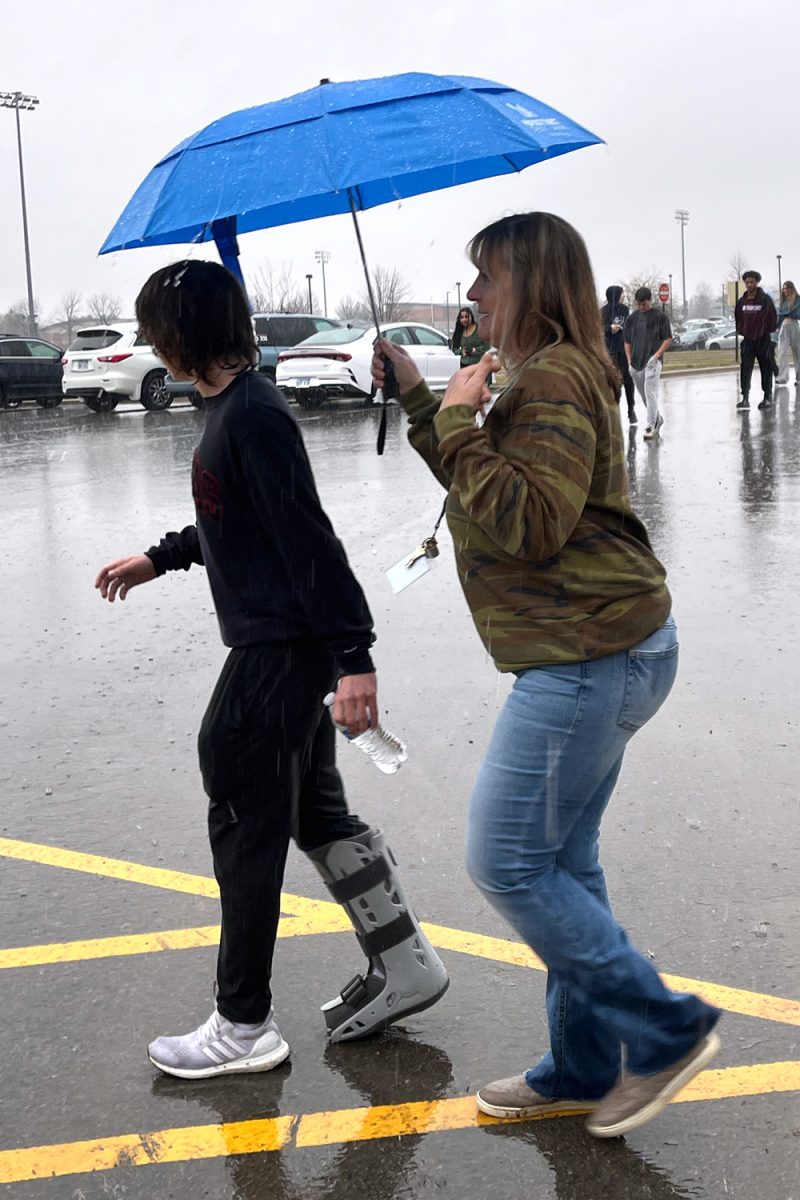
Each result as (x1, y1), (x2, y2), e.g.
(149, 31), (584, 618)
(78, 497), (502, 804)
(1, 1061), (798, 1185)
(1, 837), (798, 1028)
(0, 912), (345, 971)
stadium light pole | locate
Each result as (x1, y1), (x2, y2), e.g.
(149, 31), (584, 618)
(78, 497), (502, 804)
(315, 249), (331, 316)
(305, 273), (313, 312)
(674, 209), (690, 323)
(1, 90), (39, 335)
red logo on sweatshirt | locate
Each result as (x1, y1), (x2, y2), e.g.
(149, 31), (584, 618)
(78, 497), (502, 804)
(192, 451), (223, 520)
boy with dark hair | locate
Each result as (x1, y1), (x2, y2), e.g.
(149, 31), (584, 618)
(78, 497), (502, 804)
(95, 260), (448, 1079)
(735, 270), (778, 409)
(623, 288), (673, 440)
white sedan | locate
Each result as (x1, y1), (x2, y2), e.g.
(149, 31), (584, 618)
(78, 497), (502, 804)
(706, 326), (738, 350)
(276, 322), (459, 408)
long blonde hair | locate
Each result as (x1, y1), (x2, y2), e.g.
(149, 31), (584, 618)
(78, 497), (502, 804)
(468, 212), (619, 396)
(783, 280), (798, 310)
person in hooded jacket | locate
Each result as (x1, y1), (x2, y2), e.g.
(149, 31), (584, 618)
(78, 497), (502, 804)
(601, 286), (637, 425)
(734, 270), (777, 409)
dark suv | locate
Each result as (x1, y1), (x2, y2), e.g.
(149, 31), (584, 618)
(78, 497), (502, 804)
(165, 313), (343, 403)
(0, 335), (64, 408)
(252, 313), (342, 378)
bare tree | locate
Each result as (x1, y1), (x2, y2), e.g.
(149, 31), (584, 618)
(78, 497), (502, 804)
(0, 300), (33, 335)
(621, 270), (665, 306)
(86, 292), (122, 323)
(247, 262), (308, 313)
(336, 294), (371, 324)
(57, 290), (83, 343)
(728, 250), (748, 283)
(689, 281), (716, 318)
(363, 265), (411, 323)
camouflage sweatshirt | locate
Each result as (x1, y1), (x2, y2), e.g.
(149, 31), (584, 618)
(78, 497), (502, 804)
(401, 342), (671, 671)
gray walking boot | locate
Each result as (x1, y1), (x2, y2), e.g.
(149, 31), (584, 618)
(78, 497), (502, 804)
(307, 828), (449, 1042)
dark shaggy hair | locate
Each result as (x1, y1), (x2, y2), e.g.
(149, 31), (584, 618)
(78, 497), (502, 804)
(135, 260), (258, 385)
(468, 212), (619, 397)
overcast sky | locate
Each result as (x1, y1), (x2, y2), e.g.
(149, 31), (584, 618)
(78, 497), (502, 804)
(1, 0), (795, 325)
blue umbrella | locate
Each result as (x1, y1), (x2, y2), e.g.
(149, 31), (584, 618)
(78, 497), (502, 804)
(100, 72), (602, 447)
(101, 72), (601, 260)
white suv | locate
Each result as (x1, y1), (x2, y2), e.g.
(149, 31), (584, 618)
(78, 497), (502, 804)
(62, 322), (171, 412)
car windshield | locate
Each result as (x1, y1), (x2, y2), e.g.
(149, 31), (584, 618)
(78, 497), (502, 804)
(69, 330), (123, 351)
(299, 328), (366, 346)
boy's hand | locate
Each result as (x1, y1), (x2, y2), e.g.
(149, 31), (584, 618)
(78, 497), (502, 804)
(333, 672), (378, 736)
(95, 554), (156, 602)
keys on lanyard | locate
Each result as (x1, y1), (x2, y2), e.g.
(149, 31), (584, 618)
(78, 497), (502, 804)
(405, 537), (440, 568)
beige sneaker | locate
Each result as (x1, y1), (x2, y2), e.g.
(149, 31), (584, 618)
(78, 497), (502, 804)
(586, 1032), (720, 1138)
(476, 1075), (596, 1119)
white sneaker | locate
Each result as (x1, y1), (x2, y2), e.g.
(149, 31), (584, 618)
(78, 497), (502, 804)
(148, 1009), (290, 1079)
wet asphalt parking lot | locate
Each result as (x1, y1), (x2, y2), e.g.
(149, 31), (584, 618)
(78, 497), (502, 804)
(1, 372), (799, 1199)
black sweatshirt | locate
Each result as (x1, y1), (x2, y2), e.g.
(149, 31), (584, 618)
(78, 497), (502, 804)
(145, 371), (375, 676)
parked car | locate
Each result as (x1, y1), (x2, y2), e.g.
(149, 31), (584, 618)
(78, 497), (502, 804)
(164, 311), (345, 403)
(670, 326), (707, 350)
(276, 322), (458, 408)
(0, 335), (64, 408)
(62, 322), (171, 412)
(707, 326), (738, 351)
(253, 313), (343, 379)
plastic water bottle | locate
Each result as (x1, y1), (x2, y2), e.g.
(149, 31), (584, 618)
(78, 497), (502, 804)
(323, 693), (408, 774)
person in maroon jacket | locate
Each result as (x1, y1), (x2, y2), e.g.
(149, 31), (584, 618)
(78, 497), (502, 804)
(735, 270), (778, 409)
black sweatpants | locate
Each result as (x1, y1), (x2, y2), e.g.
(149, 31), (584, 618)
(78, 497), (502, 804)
(612, 352), (636, 412)
(198, 641), (367, 1023)
(740, 335), (773, 399)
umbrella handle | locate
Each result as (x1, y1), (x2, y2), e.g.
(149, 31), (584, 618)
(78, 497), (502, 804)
(348, 191), (396, 454)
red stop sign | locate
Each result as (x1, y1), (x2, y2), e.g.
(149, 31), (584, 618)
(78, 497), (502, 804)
(658, 283), (670, 303)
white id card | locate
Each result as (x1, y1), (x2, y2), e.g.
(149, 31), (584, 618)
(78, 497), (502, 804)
(385, 553), (432, 594)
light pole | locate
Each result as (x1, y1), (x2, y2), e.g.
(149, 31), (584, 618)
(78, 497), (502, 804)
(445, 291), (451, 333)
(456, 281), (461, 310)
(674, 209), (689, 322)
(305, 273), (313, 312)
(1, 90), (39, 335)
(314, 249), (330, 316)
(668, 273), (674, 321)
(777, 254), (783, 293)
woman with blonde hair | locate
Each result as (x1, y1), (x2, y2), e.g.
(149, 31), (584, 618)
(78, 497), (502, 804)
(777, 279), (800, 383)
(373, 211), (720, 1139)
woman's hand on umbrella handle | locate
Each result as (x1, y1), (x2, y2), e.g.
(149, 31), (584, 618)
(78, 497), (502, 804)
(440, 352), (498, 411)
(371, 338), (423, 395)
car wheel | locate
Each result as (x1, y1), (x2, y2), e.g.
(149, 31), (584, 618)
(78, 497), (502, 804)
(140, 370), (172, 410)
(295, 387), (325, 410)
(84, 392), (118, 413)
(36, 394), (63, 408)
(708, 342), (720, 351)
(0, 386), (22, 409)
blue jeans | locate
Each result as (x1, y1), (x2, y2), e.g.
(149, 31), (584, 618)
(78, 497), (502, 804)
(466, 617), (720, 1100)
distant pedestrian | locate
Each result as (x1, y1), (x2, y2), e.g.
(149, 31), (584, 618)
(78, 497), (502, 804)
(735, 270), (778, 409)
(601, 285), (637, 424)
(452, 306), (491, 367)
(623, 288), (673, 439)
(776, 280), (800, 385)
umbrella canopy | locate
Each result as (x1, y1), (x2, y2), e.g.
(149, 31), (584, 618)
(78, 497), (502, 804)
(100, 73), (602, 254)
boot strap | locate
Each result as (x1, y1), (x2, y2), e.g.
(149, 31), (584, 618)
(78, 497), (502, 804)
(357, 912), (416, 957)
(325, 855), (391, 903)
